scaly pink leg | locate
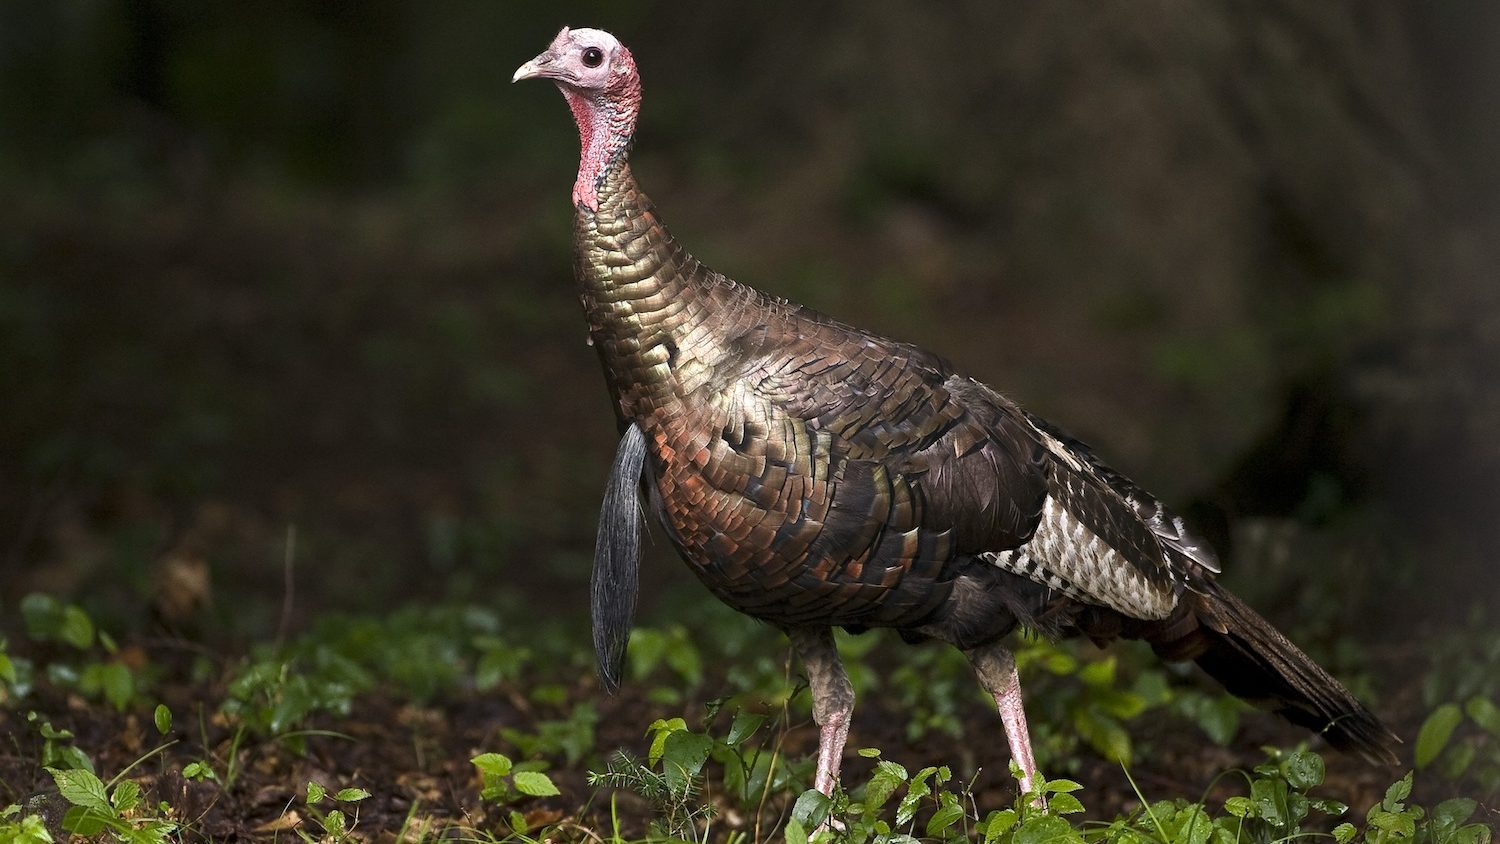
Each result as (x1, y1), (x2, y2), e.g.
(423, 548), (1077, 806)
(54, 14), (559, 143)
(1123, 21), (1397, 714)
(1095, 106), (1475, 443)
(966, 642), (1039, 798)
(788, 627), (854, 797)
(814, 709), (851, 796)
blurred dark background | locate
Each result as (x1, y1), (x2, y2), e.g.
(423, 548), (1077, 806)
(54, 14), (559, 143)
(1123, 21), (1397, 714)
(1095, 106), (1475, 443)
(1, 1), (1496, 644)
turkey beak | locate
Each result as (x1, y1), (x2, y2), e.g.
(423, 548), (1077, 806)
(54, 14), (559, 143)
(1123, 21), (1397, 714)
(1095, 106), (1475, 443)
(512, 51), (556, 83)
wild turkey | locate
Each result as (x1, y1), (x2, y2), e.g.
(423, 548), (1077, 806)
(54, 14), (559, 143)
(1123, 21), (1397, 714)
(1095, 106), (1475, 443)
(512, 27), (1399, 797)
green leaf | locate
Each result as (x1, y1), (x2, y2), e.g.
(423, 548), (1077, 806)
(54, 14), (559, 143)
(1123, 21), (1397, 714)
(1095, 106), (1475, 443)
(1332, 822), (1356, 844)
(324, 808), (346, 837)
(1015, 814), (1077, 844)
(1252, 777), (1295, 826)
(507, 809), (529, 834)
(60, 607), (95, 650)
(1078, 657), (1117, 687)
(1289, 781), (1318, 822)
(1036, 647), (1078, 675)
(1464, 696), (1500, 739)
(629, 629), (667, 680)
(896, 787), (924, 827)
(0, 653), (16, 685)
(661, 730), (713, 793)
(1442, 739), (1477, 779)
(305, 781), (326, 805)
(51, 745), (94, 774)
(60, 805), (111, 837)
(865, 767), (903, 811)
(791, 789), (832, 830)
(1049, 793), (1085, 815)
(512, 771), (560, 797)
(1170, 806), (1212, 844)
(135, 817), (181, 839)
(664, 631), (703, 687)
(982, 808), (1018, 843)
(784, 816), (808, 844)
(1075, 711), (1132, 764)
(1282, 751), (1324, 790)
(1045, 778), (1084, 794)
(1431, 798), (1477, 828)
(1449, 827), (1491, 844)
(1370, 809), (1416, 837)
(1095, 688), (1147, 720)
(46, 767), (111, 813)
(111, 780), (141, 813)
(858, 747), (882, 758)
(1222, 796), (1250, 820)
(727, 711), (765, 747)
(7, 812), (53, 844)
(646, 717), (687, 766)
(1132, 669), (1172, 707)
(1195, 696), (1243, 745)
(1309, 797), (1348, 816)
(1383, 772), (1413, 809)
(926, 802), (965, 836)
(153, 704), (171, 735)
(875, 759), (909, 783)
(470, 753), (513, 777)
(21, 594), (62, 640)
(334, 787), (371, 802)
(1417, 704), (1464, 768)
(99, 663), (133, 711)
(529, 683), (568, 706)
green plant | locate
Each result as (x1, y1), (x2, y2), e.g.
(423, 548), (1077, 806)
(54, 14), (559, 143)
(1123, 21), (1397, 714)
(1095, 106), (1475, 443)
(0, 637), (34, 705)
(703, 707), (798, 808)
(18, 594), (144, 712)
(501, 700), (599, 766)
(221, 656), (359, 738)
(0, 804), (54, 844)
(586, 704), (812, 841)
(780, 749), (1087, 844)
(587, 715), (740, 841)
(1217, 749), (1351, 835)
(883, 642), (974, 742)
(590, 748), (718, 841)
(26, 712), (93, 773)
(1084, 752), (1492, 844)
(629, 624), (706, 703)
(41, 766), (178, 843)
(1415, 618), (1500, 798)
(218, 604), (544, 741)
(298, 780), (372, 844)
(1415, 696), (1500, 797)
(471, 752), (561, 836)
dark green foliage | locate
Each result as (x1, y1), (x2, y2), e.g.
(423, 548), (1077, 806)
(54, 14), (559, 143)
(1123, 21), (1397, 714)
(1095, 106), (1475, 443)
(220, 604), (538, 737)
(1413, 618), (1500, 798)
(9, 595), (145, 713)
(472, 752), (563, 835)
(41, 767), (178, 843)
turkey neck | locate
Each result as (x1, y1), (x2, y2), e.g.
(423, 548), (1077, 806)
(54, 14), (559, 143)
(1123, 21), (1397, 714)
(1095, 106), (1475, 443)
(574, 158), (742, 424)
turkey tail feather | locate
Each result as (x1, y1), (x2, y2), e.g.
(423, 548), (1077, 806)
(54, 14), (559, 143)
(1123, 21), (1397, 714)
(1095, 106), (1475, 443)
(591, 423), (647, 693)
(1152, 582), (1400, 765)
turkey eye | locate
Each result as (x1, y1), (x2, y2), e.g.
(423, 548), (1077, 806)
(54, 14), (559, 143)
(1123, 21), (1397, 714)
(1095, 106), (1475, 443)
(582, 47), (604, 68)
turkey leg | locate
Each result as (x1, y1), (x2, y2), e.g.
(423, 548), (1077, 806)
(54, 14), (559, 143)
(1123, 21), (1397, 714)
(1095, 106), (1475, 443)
(788, 627), (854, 796)
(966, 642), (1039, 797)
